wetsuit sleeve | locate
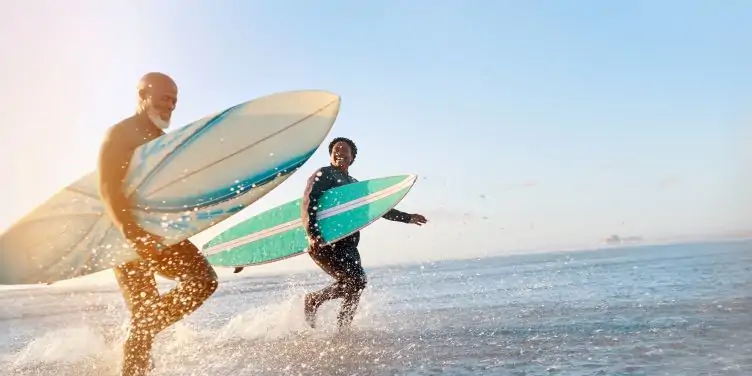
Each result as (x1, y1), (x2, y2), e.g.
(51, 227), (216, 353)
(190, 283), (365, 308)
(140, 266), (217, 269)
(382, 208), (412, 223)
(301, 168), (331, 241)
(98, 126), (138, 233)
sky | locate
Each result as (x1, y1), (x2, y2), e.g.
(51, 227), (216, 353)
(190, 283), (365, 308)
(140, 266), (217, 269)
(0, 1), (750, 276)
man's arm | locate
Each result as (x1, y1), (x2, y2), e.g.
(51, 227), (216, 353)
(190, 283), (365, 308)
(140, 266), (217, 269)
(382, 208), (412, 223)
(301, 168), (332, 243)
(98, 126), (138, 233)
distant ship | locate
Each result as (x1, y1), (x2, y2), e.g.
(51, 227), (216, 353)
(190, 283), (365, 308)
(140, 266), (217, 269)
(603, 234), (643, 245)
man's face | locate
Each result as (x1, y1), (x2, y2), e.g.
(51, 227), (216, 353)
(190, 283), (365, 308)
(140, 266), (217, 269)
(330, 141), (353, 169)
(141, 81), (178, 123)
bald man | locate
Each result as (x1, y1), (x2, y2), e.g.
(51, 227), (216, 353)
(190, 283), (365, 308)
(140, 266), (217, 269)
(98, 72), (218, 376)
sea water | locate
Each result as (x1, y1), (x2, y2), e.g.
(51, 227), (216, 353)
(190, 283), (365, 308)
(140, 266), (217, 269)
(1, 240), (750, 375)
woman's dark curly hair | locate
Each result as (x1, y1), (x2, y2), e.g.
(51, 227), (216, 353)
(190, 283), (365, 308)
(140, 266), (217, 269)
(328, 137), (357, 162)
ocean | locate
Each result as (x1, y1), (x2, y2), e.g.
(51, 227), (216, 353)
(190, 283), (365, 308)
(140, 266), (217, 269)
(0, 240), (750, 375)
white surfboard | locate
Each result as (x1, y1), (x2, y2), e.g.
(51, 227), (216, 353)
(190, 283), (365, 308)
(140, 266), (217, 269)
(0, 90), (341, 285)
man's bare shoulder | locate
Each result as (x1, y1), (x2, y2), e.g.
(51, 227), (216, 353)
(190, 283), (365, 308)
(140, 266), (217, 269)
(104, 115), (140, 139)
(101, 115), (152, 154)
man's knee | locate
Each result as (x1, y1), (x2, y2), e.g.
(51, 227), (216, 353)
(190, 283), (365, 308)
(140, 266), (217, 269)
(201, 272), (219, 298)
(149, 247), (219, 303)
(194, 258), (219, 296)
(347, 273), (367, 292)
(181, 262), (218, 301)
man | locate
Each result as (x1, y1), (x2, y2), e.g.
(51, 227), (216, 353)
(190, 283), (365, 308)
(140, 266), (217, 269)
(98, 72), (218, 376)
(301, 137), (427, 330)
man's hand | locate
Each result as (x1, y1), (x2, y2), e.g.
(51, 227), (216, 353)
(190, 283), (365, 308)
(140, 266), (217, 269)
(123, 224), (165, 260)
(408, 213), (428, 226)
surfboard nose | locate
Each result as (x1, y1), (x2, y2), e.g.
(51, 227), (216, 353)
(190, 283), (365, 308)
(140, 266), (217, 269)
(295, 90), (341, 119)
(308, 90), (340, 104)
(248, 90), (341, 128)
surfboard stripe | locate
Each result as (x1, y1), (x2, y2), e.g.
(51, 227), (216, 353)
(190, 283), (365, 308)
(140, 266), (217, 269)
(202, 175), (414, 256)
(135, 152), (312, 213)
(131, 107), (236, 200)
(144, 97), (339, 198)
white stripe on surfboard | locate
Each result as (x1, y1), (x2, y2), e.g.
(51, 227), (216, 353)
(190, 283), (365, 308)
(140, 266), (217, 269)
(203, 176), (415, 256)
(203, 176), (414, 255)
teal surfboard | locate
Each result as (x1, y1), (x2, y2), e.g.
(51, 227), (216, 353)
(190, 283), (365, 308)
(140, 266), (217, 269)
(202, 174), (417, 267)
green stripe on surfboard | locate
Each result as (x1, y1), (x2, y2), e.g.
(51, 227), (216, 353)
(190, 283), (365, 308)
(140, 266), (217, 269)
(202, 174), (417, 267)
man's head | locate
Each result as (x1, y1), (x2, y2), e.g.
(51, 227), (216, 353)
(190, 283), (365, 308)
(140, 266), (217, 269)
(328, 137), (357, 170)
(136, 72), (178, 130)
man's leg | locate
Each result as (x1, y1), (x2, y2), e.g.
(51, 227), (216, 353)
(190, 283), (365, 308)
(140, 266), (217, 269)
(146, 240), (219, 334)
(114, 260), (160, 376)
(334, 247), (367, 329)
(114, 240), (218, 376)
(304, 246), (341, 328)
(304, 245), (367, 329)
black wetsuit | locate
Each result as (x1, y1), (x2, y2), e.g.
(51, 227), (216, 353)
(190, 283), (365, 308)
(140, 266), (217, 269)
(302, 165), (411, 327)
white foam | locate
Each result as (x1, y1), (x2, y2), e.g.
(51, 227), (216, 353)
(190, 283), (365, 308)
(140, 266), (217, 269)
(9, 325), (118, 366)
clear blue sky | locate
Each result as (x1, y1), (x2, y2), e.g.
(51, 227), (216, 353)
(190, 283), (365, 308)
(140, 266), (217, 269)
(1, 1), (750, 270)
